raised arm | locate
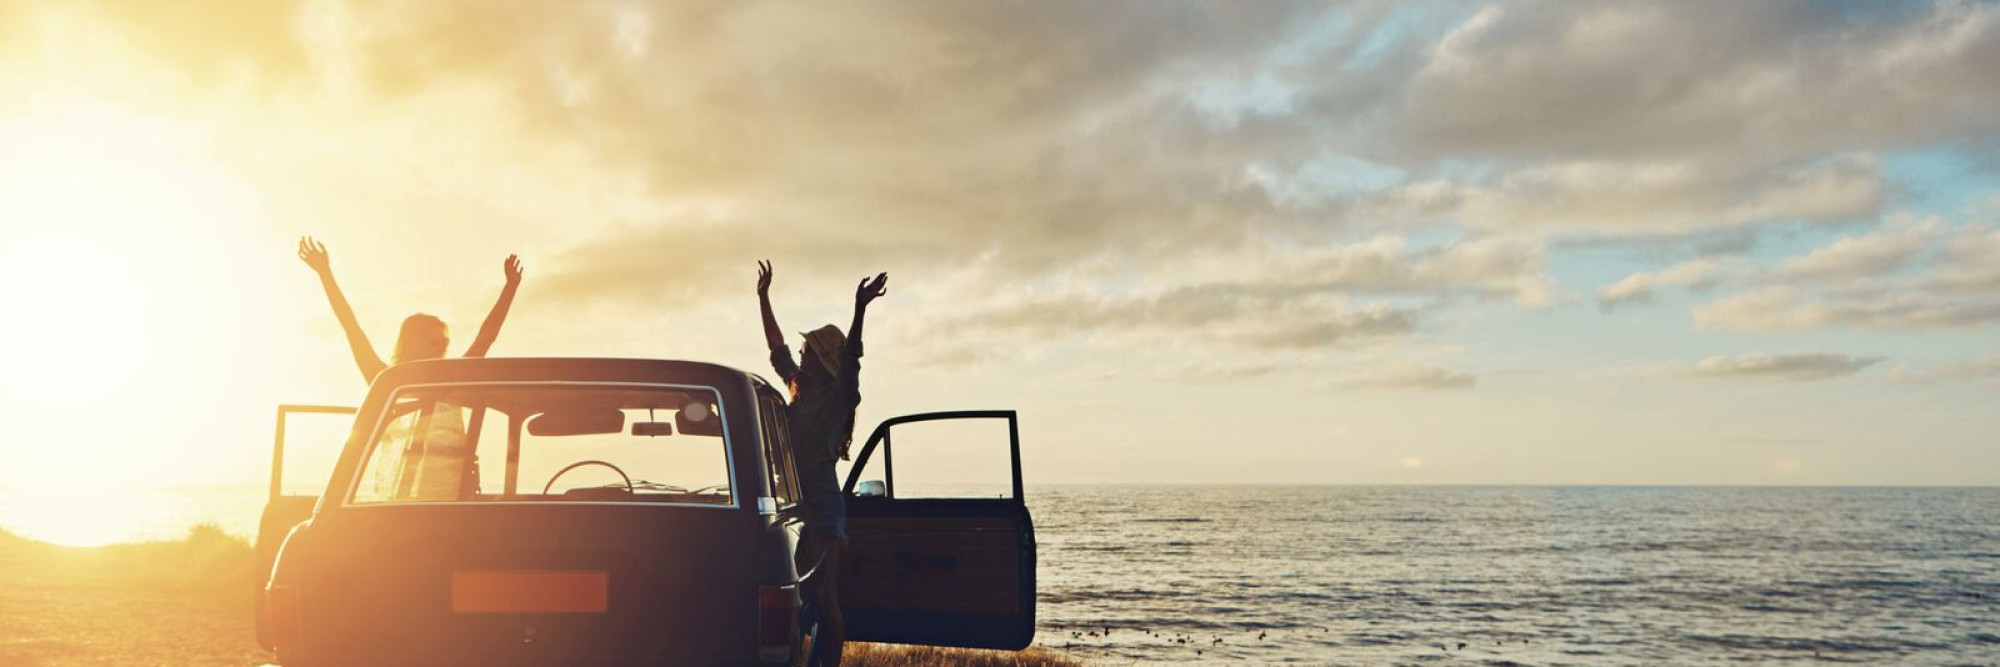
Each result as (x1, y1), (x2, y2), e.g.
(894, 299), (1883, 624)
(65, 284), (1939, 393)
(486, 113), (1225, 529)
(848, 272), (888, 348)
(757, 260), (784, 350)
(463, 254), (523, 358)
(298, 237), (388, 382)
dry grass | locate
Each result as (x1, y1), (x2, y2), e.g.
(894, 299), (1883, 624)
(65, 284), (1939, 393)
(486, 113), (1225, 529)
(0, 526), (1084, 666)
(845, 643), (1087, 667)
(0, 524), (270, 667)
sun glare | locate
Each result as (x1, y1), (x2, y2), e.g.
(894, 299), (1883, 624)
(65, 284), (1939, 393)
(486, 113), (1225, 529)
(0, 97), (271, 543)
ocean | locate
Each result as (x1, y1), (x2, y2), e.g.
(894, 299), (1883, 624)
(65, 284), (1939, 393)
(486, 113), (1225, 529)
(1033, 485), (2000, 665)
(3, 484), (1996, 665)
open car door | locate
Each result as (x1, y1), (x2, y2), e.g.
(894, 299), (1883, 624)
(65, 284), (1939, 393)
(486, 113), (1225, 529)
(838, 410), (1034, 650)
(254, 403), (355, 649)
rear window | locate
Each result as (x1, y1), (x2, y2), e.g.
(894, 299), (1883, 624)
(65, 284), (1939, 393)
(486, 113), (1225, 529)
(345, 383), (733, 506)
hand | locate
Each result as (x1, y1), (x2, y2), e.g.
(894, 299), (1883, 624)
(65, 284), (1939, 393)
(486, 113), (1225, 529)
(855, 272), (888, 307)
(297, 236), (331, 274)
(756, 260), (774, 296)
(504, 254), (524, 286)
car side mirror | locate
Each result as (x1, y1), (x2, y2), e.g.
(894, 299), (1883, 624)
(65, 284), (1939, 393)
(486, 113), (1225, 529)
(855, 480), (887, 498)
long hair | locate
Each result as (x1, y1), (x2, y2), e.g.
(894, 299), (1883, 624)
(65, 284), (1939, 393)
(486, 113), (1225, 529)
(392, 313), (449, 364)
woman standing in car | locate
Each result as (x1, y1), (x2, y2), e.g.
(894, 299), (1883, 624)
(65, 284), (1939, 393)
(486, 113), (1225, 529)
(756, 260), (886, 667)
(297, 237), (523, 499)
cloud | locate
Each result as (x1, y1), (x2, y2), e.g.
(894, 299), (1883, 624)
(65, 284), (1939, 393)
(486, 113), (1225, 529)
(1366, 155), (1886, 233)
(1890, 356), (2000, 387)
(1380, 1), (2000, 163)
(1322, 362), (1477, 391)
(1776, 219), (1934, 283)
(1691, 219), (2000, 333)
(957, 288), (1419, 352)
(1693, 287), (2000, 333)
(1598, 257), (1727, 308)
(1157, 362), (1283, 382)
(1263, 234), (1554, 306)
(1681, 353), (1882, 381)
(1930, 224), (2000, 295)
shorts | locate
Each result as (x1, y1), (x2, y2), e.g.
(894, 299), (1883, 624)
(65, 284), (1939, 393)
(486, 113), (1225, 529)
(797, 465), (848, 543)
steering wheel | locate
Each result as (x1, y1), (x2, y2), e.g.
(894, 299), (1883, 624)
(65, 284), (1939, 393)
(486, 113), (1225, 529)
(543, 460), (634, 495)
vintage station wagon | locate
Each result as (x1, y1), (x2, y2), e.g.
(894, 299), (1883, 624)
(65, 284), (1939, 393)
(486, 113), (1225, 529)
(254, 357), (1035, 666)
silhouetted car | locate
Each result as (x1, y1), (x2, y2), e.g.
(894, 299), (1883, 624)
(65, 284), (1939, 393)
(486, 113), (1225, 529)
(254, 357), (1034, 666)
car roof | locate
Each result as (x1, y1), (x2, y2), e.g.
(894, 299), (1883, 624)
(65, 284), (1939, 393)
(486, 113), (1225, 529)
(375, 357), (773, 390)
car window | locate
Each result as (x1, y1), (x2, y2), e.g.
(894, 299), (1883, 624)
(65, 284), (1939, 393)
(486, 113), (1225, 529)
(347, 383), (733, 506)
(353, 400), (475, 503)
(759, 396), (799, 507)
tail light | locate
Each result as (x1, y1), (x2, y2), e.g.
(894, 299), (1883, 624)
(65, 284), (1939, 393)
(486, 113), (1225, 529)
(757, 585), (798, 663)
(267, 584), (305, 661)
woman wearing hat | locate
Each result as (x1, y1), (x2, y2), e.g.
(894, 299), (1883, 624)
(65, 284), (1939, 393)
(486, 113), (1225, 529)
(756, 260), (886, 667)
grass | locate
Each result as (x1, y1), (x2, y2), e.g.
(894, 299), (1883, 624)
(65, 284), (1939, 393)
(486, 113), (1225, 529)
(845, 643), (1086, 667)
(0, 526), (1084, 666)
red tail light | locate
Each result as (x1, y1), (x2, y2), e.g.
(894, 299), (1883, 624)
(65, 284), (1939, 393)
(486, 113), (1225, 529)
(757, 585), (797, 663)
(267, 584), (305, 661)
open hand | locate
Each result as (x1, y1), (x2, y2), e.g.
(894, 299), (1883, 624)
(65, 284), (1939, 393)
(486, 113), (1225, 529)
(297, 237), (330, 274)
(504, 254), (524, 286)
(856, 272), (888, 307)
(757, 260), (774, 296)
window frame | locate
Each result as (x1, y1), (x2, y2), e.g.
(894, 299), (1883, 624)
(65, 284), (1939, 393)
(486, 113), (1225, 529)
(338, 381), (740, 510)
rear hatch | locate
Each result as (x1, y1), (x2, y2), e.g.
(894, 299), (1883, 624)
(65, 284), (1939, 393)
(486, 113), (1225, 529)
(293, 504), (759, 666)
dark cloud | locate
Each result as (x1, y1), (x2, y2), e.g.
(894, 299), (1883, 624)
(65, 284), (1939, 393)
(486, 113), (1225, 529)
(1374, 1), (2000, 164)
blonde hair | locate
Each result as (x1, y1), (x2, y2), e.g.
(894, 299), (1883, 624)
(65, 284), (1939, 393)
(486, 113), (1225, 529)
(393, 313), (449, 364)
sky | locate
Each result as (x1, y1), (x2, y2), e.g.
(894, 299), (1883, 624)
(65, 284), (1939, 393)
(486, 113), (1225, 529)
(0, 0), (1997, 513)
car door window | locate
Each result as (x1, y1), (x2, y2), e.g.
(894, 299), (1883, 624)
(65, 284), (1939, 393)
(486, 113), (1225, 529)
(759, 396), (799, 507)
(859, 417), (1015, 499)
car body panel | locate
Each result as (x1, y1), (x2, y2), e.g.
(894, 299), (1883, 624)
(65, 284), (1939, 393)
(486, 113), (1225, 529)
(839, 411), (1037, 650)
(259, 358), (1032, 665)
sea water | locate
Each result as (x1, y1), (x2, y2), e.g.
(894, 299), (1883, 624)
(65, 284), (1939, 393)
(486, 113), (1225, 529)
(1032, 485), (2000, 665)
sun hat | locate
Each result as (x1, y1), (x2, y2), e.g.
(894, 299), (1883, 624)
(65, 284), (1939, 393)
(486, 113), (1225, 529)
(800, 325), (846, 376)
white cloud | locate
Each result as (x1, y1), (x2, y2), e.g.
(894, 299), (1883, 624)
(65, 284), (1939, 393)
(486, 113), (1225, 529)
(1691, 219), (2000, 333)
(1890, 356), (2000, 387)
(1598, 257), (1727, 308)
(1322, 362), (1477, 391)
(1683, 353), (1881, 381)
(1694, 287), (2000, 333)
(1776, 218), (1935, 283)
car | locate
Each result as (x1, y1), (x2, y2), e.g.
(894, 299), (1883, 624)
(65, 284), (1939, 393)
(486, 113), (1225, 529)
(254, 357), (1035, 666)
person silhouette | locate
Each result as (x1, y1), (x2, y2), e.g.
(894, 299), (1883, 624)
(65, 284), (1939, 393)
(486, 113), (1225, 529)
(756, 260), (886, 667)
(297, 236), (523, 500)
(296, 236), (523, 382)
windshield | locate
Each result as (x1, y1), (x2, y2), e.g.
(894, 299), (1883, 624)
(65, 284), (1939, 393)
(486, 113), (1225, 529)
(346, 383), (733, 506)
